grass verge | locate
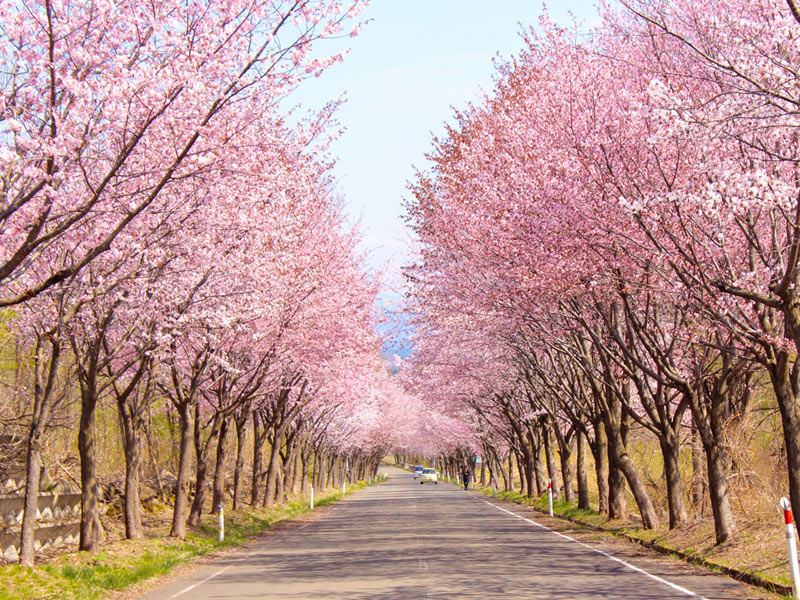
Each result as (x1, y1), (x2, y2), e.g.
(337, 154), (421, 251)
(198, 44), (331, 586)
(0, 479), (380, 600)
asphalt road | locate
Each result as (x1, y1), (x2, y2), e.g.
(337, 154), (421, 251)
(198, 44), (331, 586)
(139, 467), (767, 599)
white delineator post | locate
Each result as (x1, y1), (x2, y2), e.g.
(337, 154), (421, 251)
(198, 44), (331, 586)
(310, 487), (314, 510)
(218, 505), (225, 543)
(782, 497), (800, 599)
(548, 480), (553, 516)
(492, 478), (498, 498)
(342, 480), (346, 495)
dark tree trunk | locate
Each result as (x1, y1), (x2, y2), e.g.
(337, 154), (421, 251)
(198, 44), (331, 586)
(291, 447), (302, 495)
(660, 432), (689, 529)
(593, 423), (610, 515)
(78, 385), (102, 552)
(542, 422), (561, 499)
(704, 440), (735, 544)
(188, 455), (210, 525)
(275, 456), (285, 504)
(607, 437), (627, 521)
(605, 415), (658, 528)
(557, 436), (574, 504)
(531, 437), (546, 495)
(264, 430), (284, 507)
(326, 453), (335, 488)
(233, 413), (248, 511)
(300, 448), (310, 495)
(118, 401), (143, 539)
(170, 401), (194, 538)
(576, 429), (590, 510)
(212, 416), (230, 514)
(251, 412), (266, 506)
(188, 411), (220, 526)
(314, 450), (323, 490)
(770, 359), (800, 538)
(685, 385), (735, 544)
(516, 451), (529, 495)
(691, 425), (705, 517)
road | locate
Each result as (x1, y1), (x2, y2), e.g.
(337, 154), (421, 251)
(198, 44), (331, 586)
(139, 467), (767, 599)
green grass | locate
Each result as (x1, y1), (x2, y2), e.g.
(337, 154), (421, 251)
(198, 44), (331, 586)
(0, 481), (377, 600)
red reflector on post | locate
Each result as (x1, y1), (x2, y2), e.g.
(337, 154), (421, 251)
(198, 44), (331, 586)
(782, 497), (794, 524)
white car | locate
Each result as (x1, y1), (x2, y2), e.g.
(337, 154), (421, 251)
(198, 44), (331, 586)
(413, 465), (424, 479)
(420, 468), (438, 484)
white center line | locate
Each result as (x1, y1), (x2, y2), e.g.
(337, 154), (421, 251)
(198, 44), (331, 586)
(168, 566), (230, 598)
(483, 500), (709, 600)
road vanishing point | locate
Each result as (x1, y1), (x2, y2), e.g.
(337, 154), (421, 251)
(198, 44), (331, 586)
(139, 467), (766, 599)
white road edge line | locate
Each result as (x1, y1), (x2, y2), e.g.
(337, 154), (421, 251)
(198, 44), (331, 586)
(483, 500), (709, 600)
(168, 566), (230, 599)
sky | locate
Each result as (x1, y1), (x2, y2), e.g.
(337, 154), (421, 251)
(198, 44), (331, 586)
(295, 1), (602, 290)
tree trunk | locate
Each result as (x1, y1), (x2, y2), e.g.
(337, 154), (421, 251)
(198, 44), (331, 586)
(118, 400), (143, 540)
(532, 437), (547, 495)
(517, 451), (529, 495)
(315, 450), (324, 490)
(78, 386), (102, 552)
(496, 452), (509, 492)
(770, 359), (800, 535)
(542, 424), (560, 499)
(188, 455), (210, 525)
(593, 423), (610, 515)
(704, 440), (736, 544)
(607, 457), (628, 521)
(292, 447), (302, 496)
(605, 416), (658, 529)
(300, 449), (310, 495)
(188, 411), (220, 526)
(275, 457), (285, 504)
(233, 414), (248, 511)
(20, 337), (61, 567)
(660, 433), (689, 529)
(251, 412), (265, 506)
(691, 425), (705, 517)
(557, 436), (574, 503)
(685, 386), (735, 544)
(211, 416), (230, 514)
(326, 454), (335, 488)
(170, 402), (194, 538)
(20, 444), (43, 567)
(576, 429), (590, 510)
(264, 431), (284, 507)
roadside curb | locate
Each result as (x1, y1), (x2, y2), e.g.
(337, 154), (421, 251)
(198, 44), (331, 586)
(480, 492), (792, 598)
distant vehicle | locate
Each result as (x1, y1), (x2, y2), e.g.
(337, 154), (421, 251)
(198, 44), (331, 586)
(420, 468), (438, 484)
(413, 465), (424, 479)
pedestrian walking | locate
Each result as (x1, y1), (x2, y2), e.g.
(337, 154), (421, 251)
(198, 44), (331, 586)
(460, 465), (471, 490)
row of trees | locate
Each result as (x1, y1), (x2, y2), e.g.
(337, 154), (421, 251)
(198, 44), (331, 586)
(0, 0), (412, 567)
(404, 0), (800, 547)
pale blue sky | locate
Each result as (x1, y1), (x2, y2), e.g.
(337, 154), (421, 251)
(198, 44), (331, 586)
(295, 1), (602, 285)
